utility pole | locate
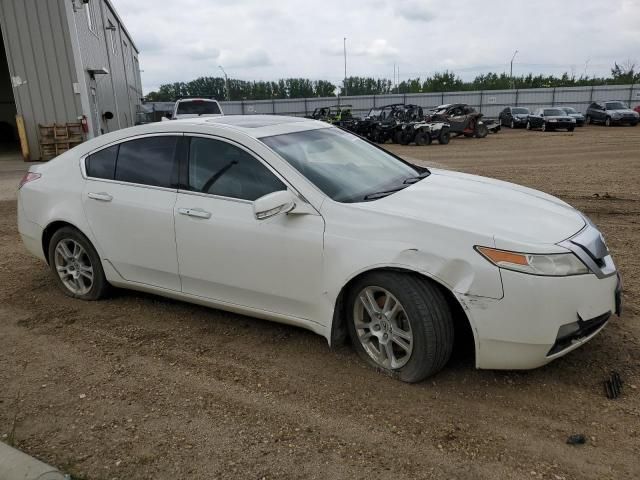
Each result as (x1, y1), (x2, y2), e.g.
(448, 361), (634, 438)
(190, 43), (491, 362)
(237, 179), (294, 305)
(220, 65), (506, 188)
(343, 37), (347, 97)
(510, 50), (519, 89)
(218, 65), (230, 101)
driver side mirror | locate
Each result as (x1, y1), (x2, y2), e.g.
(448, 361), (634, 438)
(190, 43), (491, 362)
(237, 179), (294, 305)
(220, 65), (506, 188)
(254, 190), (296, 220)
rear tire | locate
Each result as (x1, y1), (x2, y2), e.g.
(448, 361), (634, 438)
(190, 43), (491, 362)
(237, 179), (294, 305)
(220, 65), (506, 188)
(48, 227), (110, 301)
(347, 272), (454, 383)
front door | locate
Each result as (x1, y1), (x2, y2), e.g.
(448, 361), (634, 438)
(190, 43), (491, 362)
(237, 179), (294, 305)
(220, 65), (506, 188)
(82, 134), (181, 290)
(174, 136), (325, 321)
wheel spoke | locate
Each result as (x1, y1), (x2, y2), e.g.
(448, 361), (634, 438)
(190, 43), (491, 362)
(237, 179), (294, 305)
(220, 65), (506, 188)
(78, 266), (93, 280)
(359, 289), (380, 318)
(383, 341), (395, 368)
(392, 333), (411, 353)
(56, 242), (73, 260)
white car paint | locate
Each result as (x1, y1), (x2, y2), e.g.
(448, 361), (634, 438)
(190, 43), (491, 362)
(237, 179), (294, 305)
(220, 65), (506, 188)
(17, 115), (620, 371)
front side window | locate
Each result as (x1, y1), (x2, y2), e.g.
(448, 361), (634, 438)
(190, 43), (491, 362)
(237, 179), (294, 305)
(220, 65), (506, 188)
(187, 137), (285, 201)
(115, 136), (178, 188)
(261, 127), (421, 203)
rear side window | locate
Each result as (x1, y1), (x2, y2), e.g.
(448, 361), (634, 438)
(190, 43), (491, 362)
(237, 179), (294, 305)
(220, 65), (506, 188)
(86, 145), (118, 179)
(187, 137), (285, 201)
(115, 136), (178, 188)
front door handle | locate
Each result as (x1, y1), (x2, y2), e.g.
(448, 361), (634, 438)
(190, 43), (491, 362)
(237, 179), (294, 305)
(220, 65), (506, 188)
(88, 192), (113, 202)
(178, 207), (212, 219)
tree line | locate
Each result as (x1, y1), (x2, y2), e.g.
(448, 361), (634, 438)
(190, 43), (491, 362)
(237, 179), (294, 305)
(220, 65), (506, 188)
(145, 62), (639, 102)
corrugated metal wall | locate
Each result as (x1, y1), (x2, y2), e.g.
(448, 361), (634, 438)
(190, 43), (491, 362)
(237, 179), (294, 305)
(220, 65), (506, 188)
(220, 84), (640, 118)
(0, 0), (82, 158)
(0, 0), (143, 160)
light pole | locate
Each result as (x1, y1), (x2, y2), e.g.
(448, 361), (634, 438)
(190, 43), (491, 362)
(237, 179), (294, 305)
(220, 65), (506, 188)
(343, 37), (347, 97)
(510, 50), (519, 89)
(583, 58), (591, 79)
(218, 65), (230, 101)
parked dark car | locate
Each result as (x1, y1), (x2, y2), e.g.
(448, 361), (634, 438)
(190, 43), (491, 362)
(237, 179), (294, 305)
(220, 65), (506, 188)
(585, 101), (639, 126)
(499, 106), (530, 128)
(560, 107), (585, 126)
(526, 108), (576, 132)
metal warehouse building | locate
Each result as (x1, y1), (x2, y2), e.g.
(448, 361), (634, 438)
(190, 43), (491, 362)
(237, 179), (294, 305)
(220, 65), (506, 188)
(0, 0), (142, 160)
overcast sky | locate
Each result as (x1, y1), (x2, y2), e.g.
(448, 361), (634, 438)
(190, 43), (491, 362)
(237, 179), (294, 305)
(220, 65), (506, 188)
(110, 0), (640, 94)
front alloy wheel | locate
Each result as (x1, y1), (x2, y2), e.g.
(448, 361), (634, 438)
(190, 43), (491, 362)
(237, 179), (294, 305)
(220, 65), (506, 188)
(354, 286), (413, 369)
(510, 119), (515, 129)
(347, 272), (454, 382)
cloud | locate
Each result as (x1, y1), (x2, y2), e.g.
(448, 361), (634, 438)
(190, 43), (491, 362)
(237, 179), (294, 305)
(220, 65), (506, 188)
(219, 49), (273, 69)
(109, 0), (640, 93)
(394, 0), (436, 22)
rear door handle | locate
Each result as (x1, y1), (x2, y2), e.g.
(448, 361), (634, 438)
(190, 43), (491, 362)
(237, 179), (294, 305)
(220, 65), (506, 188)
(88, 192), (113, 202)
(178, 207), (212, 219)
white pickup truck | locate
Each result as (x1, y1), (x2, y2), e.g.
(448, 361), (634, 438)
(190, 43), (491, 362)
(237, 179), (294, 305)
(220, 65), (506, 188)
(164, 98), (224, 120)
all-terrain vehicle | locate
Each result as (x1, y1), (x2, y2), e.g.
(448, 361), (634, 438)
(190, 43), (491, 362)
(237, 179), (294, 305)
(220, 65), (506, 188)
(398, 120), (451, 145)
(307, 105), (357, 130)
(346, 104), (404, 142)
(428, 104), (499, 138)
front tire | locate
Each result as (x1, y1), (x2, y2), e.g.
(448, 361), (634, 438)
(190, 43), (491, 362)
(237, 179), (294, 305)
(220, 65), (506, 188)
(48, 227), (110, 300)
(541, 122), (547, 132)
(526, 121), (531, 130)
(347, 272), (454, 383)
(438, 130), (450, 144)
(414, 131), (432, 146)
(605, 116), (612, 127)
(585, 115), (592, 125)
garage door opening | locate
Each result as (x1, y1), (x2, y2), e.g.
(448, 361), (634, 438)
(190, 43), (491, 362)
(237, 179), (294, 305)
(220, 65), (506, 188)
(0, 25), (18, 155)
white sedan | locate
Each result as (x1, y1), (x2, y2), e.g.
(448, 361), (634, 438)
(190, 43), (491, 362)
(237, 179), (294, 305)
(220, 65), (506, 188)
(17, 116), (621, 382)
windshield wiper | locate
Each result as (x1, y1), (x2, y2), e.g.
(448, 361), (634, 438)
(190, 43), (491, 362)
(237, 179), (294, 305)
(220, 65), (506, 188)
(402, 171), (431, 184)
(363, 185), (410, 200)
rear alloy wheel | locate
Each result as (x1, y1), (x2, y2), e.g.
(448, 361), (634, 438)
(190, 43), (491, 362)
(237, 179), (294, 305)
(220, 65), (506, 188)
(347, 272), (454, 383)
(605, 117), (612, 127)
(414, 131), (431, 146)
(48, 227), (109, 300)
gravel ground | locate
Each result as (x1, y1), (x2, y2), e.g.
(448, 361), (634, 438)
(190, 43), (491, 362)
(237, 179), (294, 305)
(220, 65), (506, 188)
(0, 125), (639, 480)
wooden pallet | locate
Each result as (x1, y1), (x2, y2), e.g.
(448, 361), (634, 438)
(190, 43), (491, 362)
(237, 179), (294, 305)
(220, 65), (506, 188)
(39, 123), (84, 161)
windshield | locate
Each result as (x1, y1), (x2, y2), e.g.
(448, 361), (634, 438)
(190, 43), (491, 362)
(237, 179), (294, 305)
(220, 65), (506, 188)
(605, 102), (627, 110)
(176, 100), (221, 115)
(261, 127), (422, 203)
(367, 108), (382, 117)
(544, 109), (565, 116)
(563, 107), (577, 114)
(512, 108), (529, 114)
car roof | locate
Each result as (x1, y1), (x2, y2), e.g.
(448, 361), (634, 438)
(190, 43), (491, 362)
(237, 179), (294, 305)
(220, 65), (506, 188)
(140, 115), (331, 140)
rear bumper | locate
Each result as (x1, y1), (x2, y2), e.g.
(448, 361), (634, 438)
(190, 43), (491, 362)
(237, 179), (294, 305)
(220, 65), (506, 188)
(17, 195), (45, 261)
(460, 270), (619, 370)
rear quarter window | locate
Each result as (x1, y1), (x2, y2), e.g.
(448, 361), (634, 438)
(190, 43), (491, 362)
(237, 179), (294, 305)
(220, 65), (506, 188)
(86, 145), (118, 179)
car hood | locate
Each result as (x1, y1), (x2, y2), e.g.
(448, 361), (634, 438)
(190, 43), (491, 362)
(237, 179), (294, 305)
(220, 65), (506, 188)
(608, 109), (637, 116)
(360, 168), (585, 245)
(567, 113), (584, 118)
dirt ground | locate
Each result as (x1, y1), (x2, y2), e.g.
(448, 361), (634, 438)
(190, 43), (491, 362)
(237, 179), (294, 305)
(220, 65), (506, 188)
(1, 126), (639, 480)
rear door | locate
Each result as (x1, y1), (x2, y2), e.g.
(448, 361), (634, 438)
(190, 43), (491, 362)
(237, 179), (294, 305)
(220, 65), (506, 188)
(82, 134), (182, 290)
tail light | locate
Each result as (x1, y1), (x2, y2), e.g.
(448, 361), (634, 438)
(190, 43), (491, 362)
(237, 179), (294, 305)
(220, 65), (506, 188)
(18, 172), (41, 189)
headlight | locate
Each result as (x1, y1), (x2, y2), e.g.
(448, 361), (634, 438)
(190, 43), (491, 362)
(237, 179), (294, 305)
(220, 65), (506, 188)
(475, 246), (589, 276)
